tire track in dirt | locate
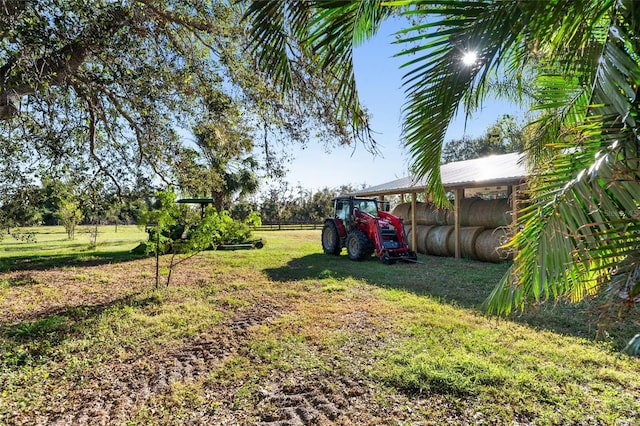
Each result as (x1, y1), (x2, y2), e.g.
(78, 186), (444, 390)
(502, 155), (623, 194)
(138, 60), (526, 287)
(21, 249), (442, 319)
(252, 306), (391, 425)
(256, 385), (344, 425)
(47, 304), (278, 425)
(254, 375), (377, 426)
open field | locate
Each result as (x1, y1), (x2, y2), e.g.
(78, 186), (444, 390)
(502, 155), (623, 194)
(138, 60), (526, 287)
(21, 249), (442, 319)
(0, 227), (639, 425)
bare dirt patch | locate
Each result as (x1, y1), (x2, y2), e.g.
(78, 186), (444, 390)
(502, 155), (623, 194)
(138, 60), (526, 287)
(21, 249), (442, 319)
(256, 381), (348, 425)
(1, 257), (428, 425)
(44, 303), (283, 425)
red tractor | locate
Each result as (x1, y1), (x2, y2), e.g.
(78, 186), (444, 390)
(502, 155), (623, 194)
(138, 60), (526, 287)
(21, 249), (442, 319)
(321, 196), (417, 264)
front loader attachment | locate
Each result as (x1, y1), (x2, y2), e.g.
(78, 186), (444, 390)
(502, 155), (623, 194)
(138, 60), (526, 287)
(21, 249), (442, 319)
(371, 211), (417, 264)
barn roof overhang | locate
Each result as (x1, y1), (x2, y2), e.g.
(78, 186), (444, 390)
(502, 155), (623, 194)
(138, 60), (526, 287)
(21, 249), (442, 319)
(351, 152), (527, 197)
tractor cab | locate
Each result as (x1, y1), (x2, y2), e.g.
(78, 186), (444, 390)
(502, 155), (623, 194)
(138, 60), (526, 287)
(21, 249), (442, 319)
(333, 197), (378, 232)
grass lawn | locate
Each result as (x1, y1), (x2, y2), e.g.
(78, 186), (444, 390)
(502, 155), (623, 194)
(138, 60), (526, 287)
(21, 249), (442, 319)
(0, 228), (638, 425)
(0, 225), (148, 272)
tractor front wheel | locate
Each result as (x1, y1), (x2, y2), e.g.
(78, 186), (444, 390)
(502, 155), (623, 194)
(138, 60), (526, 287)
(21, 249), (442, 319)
(346, 230), (373, 261)
(321, 221), (342, 255)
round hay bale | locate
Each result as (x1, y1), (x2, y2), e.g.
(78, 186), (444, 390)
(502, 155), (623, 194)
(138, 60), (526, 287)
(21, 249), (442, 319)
(460, 197), (482, 226)
(444, 209), (455, 226)
(412, 202), (426, 224)
(391, 203), (411, 221)
(474, 228), (511, 262)
(403, 225), (413, 249)
(414, 202), (448, 225)
(431, 206), (449, 225)
(415, 202), (433, 225)
(467, 198), (511, 228)
(446, 226), (485, 259)
(444, 197), (480, 226)
(415, 225), (435, 254)
(425, 225), (454, 256)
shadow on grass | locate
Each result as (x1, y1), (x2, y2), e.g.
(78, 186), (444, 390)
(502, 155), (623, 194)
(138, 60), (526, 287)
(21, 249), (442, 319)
(0, 250), (149, 273)
(265, 253), (638, 351)
(0, 293), (161, 367)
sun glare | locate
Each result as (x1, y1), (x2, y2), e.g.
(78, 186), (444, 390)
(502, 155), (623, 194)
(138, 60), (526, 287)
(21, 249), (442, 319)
(462, 51), (477, 66)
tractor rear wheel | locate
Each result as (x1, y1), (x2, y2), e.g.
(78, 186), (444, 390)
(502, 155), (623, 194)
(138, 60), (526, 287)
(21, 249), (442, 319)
(322, 221), (342, 255)
(346, 230), (373, 261)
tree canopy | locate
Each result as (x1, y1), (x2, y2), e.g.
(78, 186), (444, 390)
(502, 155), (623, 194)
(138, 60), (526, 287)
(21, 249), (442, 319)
(0, 0), (370, 201)
(441, 115), (526, 163)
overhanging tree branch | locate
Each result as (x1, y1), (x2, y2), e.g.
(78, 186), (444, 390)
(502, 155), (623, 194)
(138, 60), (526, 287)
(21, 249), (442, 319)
(0, 4), (131, 119)
(84, 93), (123, 197)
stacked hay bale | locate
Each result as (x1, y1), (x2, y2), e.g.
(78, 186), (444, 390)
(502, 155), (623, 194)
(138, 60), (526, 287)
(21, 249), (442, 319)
(391, 198), (512, 262)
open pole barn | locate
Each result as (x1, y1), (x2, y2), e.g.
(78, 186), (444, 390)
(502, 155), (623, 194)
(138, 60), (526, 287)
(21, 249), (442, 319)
(349, 152), (527, 262)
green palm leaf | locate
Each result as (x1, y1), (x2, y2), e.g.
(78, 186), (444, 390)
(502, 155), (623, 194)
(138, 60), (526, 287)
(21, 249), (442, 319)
(244, 1), (392, 148)
(389, 0), (534, 204)
(485, 0), (640, 314)
(244, 1), (311, 93)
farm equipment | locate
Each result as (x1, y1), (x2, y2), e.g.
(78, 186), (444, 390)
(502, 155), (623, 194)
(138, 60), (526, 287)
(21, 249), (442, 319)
(321, 196), (417, 264)
(174, 198), (264, 250)
(134, 198), (263, 253)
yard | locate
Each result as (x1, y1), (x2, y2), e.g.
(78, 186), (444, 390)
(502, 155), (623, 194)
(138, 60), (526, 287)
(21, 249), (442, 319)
(0, 227), (639, 425)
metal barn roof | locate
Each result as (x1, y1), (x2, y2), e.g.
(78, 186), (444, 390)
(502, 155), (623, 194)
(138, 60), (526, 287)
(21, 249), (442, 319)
(352, 152), (527, 197)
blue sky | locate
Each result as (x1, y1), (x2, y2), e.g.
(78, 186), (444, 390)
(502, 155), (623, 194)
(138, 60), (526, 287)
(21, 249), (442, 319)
(279, 17), (523, 193)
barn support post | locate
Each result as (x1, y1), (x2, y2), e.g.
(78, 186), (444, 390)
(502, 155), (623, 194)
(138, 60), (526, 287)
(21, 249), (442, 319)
(454, 188), (463, 259)
(411, 192), (417, 251)
(510, 185), (518, 225)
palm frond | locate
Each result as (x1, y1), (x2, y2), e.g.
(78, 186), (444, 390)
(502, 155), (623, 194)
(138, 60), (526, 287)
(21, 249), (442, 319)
(243, 1), (392, 148)
(243, 1), (297, 93)
(387, 0), (615, 206)
(388, 0), (535, 205)
(306, 1), (391, 140)
(485, 0), (640, 316)
(243, 1), (320, 92)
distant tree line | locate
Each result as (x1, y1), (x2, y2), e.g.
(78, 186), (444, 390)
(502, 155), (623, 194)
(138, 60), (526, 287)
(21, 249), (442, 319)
(0, 177), (150, 235)
(255, 183), (362, 224)
(0, 174), (364, 237)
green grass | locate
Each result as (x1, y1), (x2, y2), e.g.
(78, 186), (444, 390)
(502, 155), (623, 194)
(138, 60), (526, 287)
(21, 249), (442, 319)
(0, 224), (146, 250)
(0, 228), (638, 424)
(0, 225), (148, 271)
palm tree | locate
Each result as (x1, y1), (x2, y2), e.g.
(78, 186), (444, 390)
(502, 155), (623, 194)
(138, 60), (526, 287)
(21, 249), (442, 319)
(244, 1), (640, 325)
